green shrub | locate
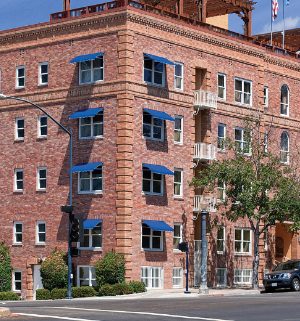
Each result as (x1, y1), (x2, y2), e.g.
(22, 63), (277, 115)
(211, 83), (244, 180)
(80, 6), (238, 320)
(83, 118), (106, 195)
(0, 243), (12, 292)
(0, 291), (19, 301)
(98, 284), (117, 296)
(72, 286), (97, 298)
(113, 282), (134, 295)
(128, 281), (146, 293)
(95, 251), (125, 288)
(51, 288), (67, 300)
(40, 250), (68, 291)
(36, 289), (51, 300)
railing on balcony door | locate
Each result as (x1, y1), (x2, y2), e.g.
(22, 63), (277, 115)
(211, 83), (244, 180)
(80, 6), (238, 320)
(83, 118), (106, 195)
(193, 143), (216, 161)
(194, 90), (217, 110)
(193, 195), (216, 213)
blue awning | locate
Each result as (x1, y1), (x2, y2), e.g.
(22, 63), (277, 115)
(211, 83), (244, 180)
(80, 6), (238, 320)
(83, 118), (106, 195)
(70, 52), (104, 64)
(69, 108), (103, 119)
(143, 220), (174, 232)
(83, 219), (102, 229)
(71, 162), (103, 173)
(143, 108), (174, 122)
(144, 53), (175, 66)
(143, 163), (174, 175)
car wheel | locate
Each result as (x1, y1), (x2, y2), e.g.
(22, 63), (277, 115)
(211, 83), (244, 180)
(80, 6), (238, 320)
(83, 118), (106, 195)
(292, 278), (300, 291)
(265, 287), (274, 293)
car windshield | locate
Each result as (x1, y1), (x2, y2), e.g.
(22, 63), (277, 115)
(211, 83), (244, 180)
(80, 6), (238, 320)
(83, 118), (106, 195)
(275, 261), (300, 271)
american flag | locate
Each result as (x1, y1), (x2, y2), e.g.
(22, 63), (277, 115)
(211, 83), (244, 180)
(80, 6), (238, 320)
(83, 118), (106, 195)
(272, 0), (279, 21)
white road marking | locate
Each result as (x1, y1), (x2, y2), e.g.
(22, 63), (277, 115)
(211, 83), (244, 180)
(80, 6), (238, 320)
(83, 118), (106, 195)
(50, 306), (234, 321)
(15, 313), (100, 321)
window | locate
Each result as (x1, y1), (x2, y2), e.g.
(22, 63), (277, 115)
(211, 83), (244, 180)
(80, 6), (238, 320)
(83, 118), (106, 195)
(142, 224), (163, 251)
(216, 268), (227, 287)
(174, 63), (183, 90)
(217, 226), (225, 254)
(14, 169), (24, 192)
(15, 118), (24, 140)
(280, 84), (289, 116)
(13, 222), (23, 244)
(217, 123), (226, 151)
(235, 128), (251, 154)
(174, 168), (183, 197)
(38, 116), (47, 138)
(144, 56), (165, 86)
(37, 167), (47, 190)
(142, 168), (163, 195)
(16, 66), (25, 88)
(143, 111), (164, 141)
(80, 222), (102, 248)
(280, 131), (289, 164)
(141, 266), (163, 289)
(36, 221), (46, 244)
(78, 167), (102, 194)
(79, 57), (104, 84)
(13, 271), (22, 292)
(217, 181), (226, 202)
(79, 112), (103, 139)
(172, 267), (183, 288)
(234, 228), (251, 254)
(38, 62), (48, 85)
(234, 269), (252, 285)
(234, 78), (252, 105)
(218, 73), (226, 99)
(77, 266), (96, 287)
(263, 86), (268, 108)
(174, 116), (183, 144)
(173, 223), (182, 250)
(263, 132), (268, 153)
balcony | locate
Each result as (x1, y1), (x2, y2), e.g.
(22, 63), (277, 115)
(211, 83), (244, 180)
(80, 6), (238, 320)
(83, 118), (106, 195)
(193, 143), (216, 161)
(194, 90), (217, 111)
(193, 195), (216, 213)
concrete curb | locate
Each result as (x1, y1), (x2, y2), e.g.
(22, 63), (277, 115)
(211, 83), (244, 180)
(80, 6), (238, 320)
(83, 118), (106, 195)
(0, 307), (11, 317)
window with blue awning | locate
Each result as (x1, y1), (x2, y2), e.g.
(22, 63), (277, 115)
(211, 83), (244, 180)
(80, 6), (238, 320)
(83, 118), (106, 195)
(83, 219), (102, 229)
(70, 52), (104, 64)
(144, 53), (175, 66)
(143, 163), (174, 175)
(71, 162), (103, 173)
(143, 108), (174, 122)
(69, 108), (103, 120)
(143, 220), (174, 232)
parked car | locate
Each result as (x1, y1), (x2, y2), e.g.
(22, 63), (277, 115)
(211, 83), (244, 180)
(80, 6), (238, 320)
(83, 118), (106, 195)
(264, 260), (300, 292)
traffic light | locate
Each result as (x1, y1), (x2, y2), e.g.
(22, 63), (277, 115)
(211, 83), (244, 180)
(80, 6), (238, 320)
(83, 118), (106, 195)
(70, 217), (80, 242)
(178, 242), (188, 252)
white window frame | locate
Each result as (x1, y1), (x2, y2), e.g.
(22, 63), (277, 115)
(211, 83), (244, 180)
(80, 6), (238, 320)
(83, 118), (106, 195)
(79, 57), (104, 85)
(79, 113), (104, 139)
(217, 73), (226, 100)
(38, 62), (49, 86)
(264, 132), (268, 153)
(280, 84), (289, 116)
(15, 117), (25, 141)
(234, 269), (252, 285)
(16, 66), (25, 89)
(142, 112), (164, 141)
(141, 266), (164, 289)
(263, 86), (268, 108)
(280, 131), (289, 164)
(80, 222), (102, 249)
(234, 78), (252, 106)
(78, 168), (103, 194)
(173, 223), (182, 251)
(14, 169), (24, 192)
(142, 168), (163, 196)
(216, 226), (225, 254)
(38, 115), (48, 138)
(173, 168), (183, 198)
(77, 265), (96, 287)
(13, 222), (23, 245)
(174, 63), (184, 90)
(172, 267), (183, 288)
(217, 123), (226, 151)
(36, 221), (46, 245)
(216, 268), (227, 287)
(143, 57), (165, 87)
(12, 270), (22, 292)
(174, 115), (183, 144)
(141, 224), (163, 251)
(37, 167), (47, 191)
(217, 180), (226, 202)
(234, 228), (252, 255)
(234, 127), (251, 155)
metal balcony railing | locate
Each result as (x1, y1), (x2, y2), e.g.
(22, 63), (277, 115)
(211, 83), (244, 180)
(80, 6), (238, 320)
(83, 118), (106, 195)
(194, 90), (217, 110)
(193, 143), (216, 161)
(193, 195), (216, 213)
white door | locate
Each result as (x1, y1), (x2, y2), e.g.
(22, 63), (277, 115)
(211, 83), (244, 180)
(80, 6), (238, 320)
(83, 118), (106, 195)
(33, 265), (43, 300)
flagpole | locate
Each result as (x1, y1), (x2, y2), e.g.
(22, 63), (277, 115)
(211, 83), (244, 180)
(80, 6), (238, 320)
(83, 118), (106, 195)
(282, 0), (285, 49)
(271, 0), (273, 46)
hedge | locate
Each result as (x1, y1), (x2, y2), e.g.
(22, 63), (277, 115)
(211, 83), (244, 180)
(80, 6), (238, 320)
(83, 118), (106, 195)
(51, 288), (67, 300)
(98, 281), (146, 296)
(98, 284), (117, 296)
(128, 281), (146, 293)
(36, 289), (51, 300)
(72, 286), (97, 298)
(0, 291), (19, 301)
(0, 243), (12, 292)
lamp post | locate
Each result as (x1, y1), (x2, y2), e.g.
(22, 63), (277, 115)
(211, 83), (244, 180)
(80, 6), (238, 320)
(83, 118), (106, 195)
(199, 202), (209, 294)
(0, 94), (73, 299)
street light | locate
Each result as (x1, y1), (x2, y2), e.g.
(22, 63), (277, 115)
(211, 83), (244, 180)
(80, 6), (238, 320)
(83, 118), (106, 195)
(0, 94), (74, 299)
(199, 201), (209, 294)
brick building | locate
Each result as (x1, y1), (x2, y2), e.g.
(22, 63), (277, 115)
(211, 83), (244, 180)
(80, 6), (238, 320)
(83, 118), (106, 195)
(0, 0), (300, 299)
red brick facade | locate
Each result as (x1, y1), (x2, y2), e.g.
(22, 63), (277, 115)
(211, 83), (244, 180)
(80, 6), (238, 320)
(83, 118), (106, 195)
(0, 3), (300, 299)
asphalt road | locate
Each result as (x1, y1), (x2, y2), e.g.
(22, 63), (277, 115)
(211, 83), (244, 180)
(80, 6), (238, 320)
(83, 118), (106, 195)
(2, 291), (300, 321)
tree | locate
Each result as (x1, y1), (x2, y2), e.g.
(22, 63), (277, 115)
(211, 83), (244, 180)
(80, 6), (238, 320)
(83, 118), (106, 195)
(0, 242), (12, 292)
(192, 114), (300, 289)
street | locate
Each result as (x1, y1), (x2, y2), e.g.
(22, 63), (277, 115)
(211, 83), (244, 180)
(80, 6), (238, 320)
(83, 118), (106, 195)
(2, 291), (300, 321)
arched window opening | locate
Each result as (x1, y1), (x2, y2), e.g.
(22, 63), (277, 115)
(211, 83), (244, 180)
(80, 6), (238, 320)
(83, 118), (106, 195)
(280, 131), (289, 164)
(280, 85), (289, 116)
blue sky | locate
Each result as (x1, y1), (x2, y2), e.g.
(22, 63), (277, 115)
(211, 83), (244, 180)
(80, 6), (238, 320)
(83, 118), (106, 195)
(0, 0), (299, 35)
